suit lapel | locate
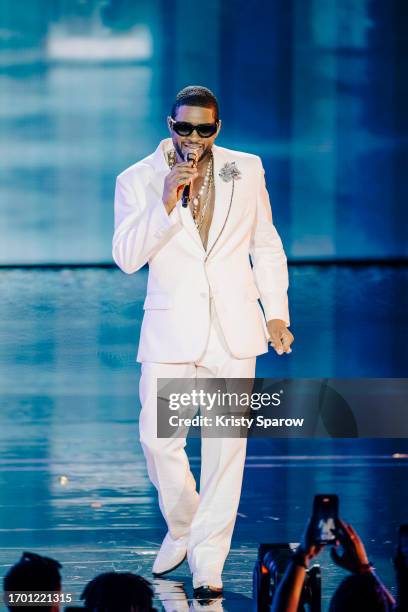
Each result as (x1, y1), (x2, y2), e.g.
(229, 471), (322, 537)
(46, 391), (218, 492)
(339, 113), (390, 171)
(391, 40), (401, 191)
(206, 144), (234, 257)
(178, 200), (205, 250)
(179, 144), (236, 254)
(148, 139), (172, 203)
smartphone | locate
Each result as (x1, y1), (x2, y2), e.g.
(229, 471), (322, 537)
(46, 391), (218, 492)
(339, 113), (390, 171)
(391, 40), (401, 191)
(398, 524), (408, 559)
(311, 494), (339, 545)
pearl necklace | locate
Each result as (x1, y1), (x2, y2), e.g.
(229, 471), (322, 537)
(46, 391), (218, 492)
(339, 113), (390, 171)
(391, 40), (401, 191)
(191, 154), (213, 226)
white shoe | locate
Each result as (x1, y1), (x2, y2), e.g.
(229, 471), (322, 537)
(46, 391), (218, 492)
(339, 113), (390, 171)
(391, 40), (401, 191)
(152, 532), (188, 576)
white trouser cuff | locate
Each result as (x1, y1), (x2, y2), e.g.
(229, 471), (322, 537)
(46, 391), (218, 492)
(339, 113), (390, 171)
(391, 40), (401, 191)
(193, 572), (223, 590)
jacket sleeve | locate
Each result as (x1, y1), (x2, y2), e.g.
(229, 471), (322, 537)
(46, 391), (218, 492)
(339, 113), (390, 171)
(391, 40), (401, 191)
(112, 171), (181, 274)
(249, 157), (290, 326)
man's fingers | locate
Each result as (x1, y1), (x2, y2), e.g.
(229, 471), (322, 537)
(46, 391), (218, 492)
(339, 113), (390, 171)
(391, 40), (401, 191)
(173, 175), (198, 189)
(174, 161), (197, 169)
(281, 332), (294, 353)
(267, 322), (294, 356)
(175, 171), (198, 183)
(174, 166), (198, 176)
(270, 332), (284, 355)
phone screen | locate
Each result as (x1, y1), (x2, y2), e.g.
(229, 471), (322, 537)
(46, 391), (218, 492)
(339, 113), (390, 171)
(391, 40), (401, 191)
(312, 494), (339, 544)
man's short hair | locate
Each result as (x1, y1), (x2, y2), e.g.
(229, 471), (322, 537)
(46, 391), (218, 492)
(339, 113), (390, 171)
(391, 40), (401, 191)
(3, 552), (62, 611)
(80, 571), (155, 612)
(171, 86), (219, 122)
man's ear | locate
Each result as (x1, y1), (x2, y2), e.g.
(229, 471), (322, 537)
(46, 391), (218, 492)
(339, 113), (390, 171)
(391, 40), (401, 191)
(215, 119), (222, 137)
(167, 116), (173, 134)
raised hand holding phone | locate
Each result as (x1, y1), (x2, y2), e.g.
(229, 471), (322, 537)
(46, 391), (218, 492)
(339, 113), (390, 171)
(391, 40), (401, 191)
(310, 494), (339, 545)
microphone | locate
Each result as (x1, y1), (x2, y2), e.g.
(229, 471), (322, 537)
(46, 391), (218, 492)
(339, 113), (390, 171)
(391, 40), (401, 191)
(182, 150), (198, 207)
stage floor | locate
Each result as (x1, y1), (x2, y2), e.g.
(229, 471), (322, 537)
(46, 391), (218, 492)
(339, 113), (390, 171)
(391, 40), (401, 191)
(0, 266), (407, 610)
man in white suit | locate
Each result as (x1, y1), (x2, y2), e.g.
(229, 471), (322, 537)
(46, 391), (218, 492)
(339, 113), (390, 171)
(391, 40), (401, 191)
(112, 86), (294, 598)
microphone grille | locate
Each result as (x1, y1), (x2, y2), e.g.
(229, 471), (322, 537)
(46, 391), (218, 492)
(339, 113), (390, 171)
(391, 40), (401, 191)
(186, 150), (198, 162)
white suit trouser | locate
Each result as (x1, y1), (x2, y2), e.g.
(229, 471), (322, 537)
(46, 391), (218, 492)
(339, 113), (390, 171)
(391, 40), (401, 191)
(138, 298), (256, 589)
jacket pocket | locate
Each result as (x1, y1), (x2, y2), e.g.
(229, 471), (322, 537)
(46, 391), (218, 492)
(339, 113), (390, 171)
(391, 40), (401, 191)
(143, 293), (173, 309)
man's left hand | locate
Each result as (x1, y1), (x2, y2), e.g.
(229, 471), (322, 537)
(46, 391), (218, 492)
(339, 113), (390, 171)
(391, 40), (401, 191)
(267, 319), (294, 355)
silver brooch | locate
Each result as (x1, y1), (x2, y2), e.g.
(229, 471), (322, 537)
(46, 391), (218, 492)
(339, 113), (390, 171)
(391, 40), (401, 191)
(219, 161), (242, 182)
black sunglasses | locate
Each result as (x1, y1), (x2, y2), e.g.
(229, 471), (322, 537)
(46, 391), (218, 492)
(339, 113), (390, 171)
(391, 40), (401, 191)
(169, 118), (218, 138)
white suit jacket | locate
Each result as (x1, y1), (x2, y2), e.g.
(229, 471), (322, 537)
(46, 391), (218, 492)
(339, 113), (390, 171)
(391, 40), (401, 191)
(112, 138), (290, 363)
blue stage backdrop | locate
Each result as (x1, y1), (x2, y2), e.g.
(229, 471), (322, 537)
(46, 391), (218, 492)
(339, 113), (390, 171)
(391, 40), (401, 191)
(0, 0), (407, 264)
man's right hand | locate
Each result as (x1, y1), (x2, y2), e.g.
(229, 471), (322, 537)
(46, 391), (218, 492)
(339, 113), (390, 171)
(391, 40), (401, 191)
(162, 161), (198, 214)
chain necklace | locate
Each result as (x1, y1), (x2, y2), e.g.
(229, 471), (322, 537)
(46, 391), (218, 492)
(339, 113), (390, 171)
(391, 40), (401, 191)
(167, 149), (214, 228)
(194, 167), (213, 230)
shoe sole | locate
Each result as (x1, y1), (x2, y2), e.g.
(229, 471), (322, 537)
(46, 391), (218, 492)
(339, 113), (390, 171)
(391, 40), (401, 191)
(193, 586), (223, 599)
(152, 552), (187, 577)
